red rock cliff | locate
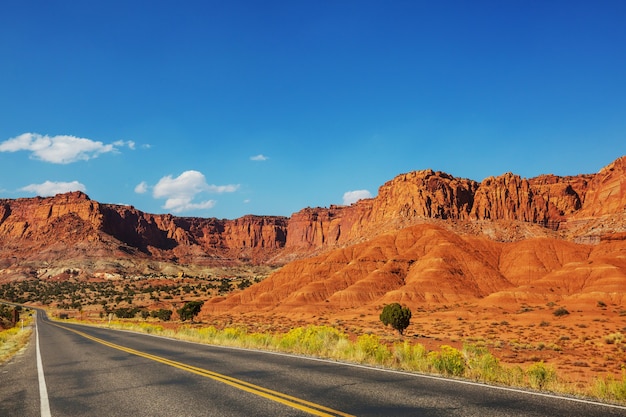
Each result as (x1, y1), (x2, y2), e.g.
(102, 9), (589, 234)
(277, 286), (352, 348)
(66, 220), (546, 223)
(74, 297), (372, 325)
(0, 156), (624, 266)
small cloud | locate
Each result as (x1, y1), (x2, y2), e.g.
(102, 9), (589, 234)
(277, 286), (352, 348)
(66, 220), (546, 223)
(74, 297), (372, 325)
(114, 140), (135, 150)
(243, 199), (251, 204)
(152, 170), (239, 213)
(343, 189), (372, 205)
(0, 133), (134, 164)
(250, 154), (268, 161)
(21, 180), (86, 196)
(207, 184), (239, 193)
(134, 181), (148, 194)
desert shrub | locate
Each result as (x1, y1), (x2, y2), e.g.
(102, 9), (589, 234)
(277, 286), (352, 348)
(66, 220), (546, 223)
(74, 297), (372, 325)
(237, 279), (252, 290)
(150, 309), (172, 321)
(245, 332), (277, 349)
(380, 303), (412, 335)
(218, 279), (233, 294)
(279, 325), (347, 356)
(553, 307), (570, 317)
(222, 327), (247, 341)
(526, 361), (556, 390)
(195, 326), (219, 341)
(177, 301), (204, 322)
(605, 332), (624, 345)
(355, 333), (391, 364)
(428, 345), (466, 377)
(594, 372), (626, 401)
(464, 344), (503, 383)
(114, 307), (139, 319)
(500, 365), (526, 387)
(392, 341), (429, 372)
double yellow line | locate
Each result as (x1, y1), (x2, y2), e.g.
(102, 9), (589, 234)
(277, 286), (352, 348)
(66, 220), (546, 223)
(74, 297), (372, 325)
(52, 322), (354, 417)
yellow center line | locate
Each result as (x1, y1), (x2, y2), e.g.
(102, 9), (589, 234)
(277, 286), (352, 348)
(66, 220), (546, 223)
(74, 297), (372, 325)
(50, 322), (354, 417)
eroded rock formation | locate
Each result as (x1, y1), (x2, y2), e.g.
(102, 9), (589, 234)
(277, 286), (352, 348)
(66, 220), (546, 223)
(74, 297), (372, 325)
(0, 156), (624, 272)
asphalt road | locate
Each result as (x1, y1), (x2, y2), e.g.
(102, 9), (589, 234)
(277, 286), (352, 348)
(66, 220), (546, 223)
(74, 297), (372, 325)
(1, 311), (626, 416)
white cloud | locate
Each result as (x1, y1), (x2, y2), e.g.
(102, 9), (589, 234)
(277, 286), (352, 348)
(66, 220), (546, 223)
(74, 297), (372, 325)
(134, 181), (148, 194)
(152, 170), (239, 213)
(21, 180), (86, 196)
(250, 154), (268, 161)
(0, 133), (134, 164)
(207, 184), (239, 193)
(114, 140), (135, 150)
(343, 189), (372, 205)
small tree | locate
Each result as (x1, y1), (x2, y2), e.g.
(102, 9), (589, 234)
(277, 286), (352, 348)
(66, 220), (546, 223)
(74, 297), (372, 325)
(380, 303), (412, 335)
(177, 301), (204, 322)
(151, 308), (172, 321)
(219, 279), (233, 294)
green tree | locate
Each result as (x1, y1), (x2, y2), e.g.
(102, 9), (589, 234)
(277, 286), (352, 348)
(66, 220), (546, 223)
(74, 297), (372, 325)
(219, 279), (233, 294)
(177, 301), (204, 322)
(380, 303), (412, 335)
(114, 307), (139, 319)
(151, 309), (172, 321)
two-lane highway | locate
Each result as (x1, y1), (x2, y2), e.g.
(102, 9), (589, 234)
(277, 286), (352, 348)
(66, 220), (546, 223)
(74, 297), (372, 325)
(2, 311), (626, 416)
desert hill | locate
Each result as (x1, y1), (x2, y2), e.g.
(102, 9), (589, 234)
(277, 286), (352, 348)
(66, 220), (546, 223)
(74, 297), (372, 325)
(202, 222), (626, 317)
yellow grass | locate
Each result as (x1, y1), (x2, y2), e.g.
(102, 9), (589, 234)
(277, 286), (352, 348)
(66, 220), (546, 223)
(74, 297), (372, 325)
(0, 311), (34, 364)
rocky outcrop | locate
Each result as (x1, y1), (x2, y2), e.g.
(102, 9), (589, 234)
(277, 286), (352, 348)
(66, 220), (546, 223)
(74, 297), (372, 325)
(577, 156), (626, 217)
(283, 157), (624, 249)
(0, 192), (103, 241)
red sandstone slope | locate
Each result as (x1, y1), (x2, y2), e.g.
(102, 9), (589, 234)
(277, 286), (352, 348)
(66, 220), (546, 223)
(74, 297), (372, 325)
(202, 223), (626, 318)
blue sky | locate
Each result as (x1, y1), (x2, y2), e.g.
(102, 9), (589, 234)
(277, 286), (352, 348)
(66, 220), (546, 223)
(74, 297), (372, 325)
(1, 1), (625, 219)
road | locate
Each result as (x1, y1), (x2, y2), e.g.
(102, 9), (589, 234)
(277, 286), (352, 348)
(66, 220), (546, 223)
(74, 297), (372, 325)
(1, 310), (625, 416)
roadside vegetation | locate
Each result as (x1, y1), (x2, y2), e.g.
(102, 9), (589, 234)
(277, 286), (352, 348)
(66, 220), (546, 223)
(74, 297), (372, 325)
(0, 305), (33, 364)
(66, 318), (626, 405)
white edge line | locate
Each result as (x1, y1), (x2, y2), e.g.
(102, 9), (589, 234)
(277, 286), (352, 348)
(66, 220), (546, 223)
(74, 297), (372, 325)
(36, 314), (52, 417)
(61, 321), (626, 412)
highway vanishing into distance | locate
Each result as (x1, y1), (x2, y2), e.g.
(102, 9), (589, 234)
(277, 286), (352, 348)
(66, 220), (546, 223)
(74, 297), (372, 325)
(1, 310), (626, 416)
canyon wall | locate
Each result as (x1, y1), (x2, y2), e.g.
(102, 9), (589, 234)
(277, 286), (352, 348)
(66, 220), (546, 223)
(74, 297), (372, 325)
(0, 156), (624, 266)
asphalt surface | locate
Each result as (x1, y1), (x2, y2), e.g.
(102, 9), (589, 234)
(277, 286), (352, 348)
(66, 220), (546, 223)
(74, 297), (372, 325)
(1, 311), (626, 416)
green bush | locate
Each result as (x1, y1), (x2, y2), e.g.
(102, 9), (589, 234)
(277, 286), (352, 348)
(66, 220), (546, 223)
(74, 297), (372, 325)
(150, 309), (172, 321)
(380, 303), (412, 335)
(113, 307), (139, 319)
(177, 301), (204, 322)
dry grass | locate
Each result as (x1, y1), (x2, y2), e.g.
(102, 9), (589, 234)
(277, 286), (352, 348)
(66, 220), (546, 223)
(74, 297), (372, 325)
(0, 312), (33, 364)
